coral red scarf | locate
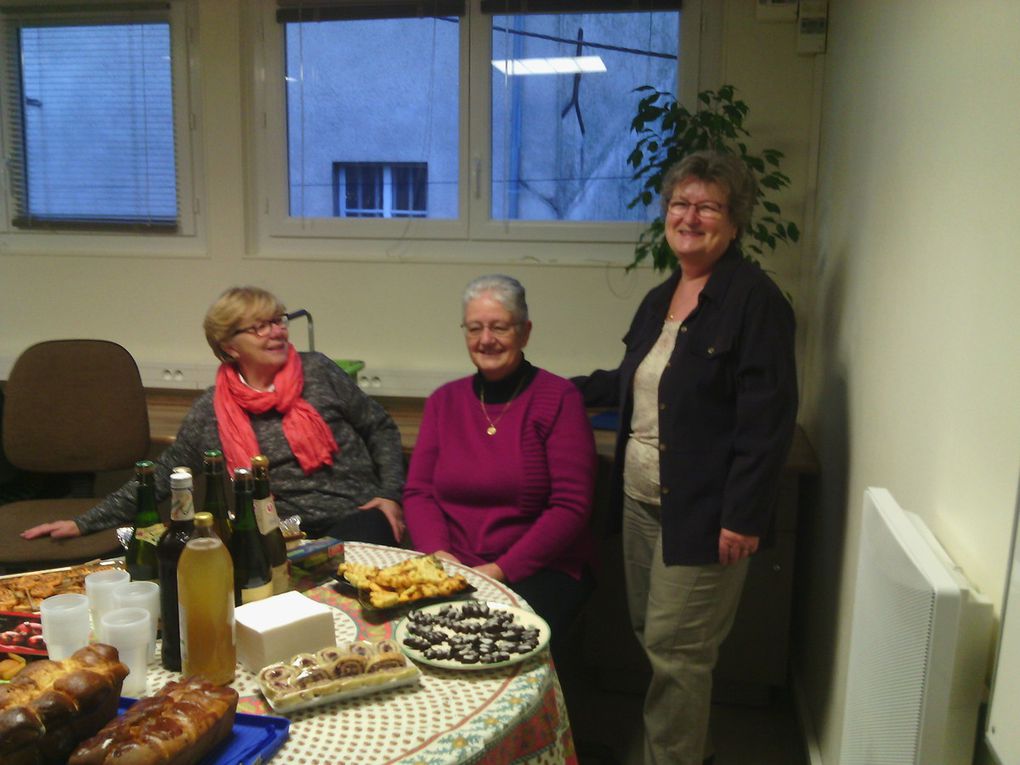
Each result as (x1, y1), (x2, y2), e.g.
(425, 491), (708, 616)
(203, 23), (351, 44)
(213, 344), (339, 476)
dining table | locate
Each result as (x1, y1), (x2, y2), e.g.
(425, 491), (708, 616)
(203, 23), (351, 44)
(140, 541), (578, 765)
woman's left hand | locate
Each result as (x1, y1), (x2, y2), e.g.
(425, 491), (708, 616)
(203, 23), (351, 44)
(718, 528), (759, 565)
(359, 497), (406, 543)
(474, 562), (506, 582)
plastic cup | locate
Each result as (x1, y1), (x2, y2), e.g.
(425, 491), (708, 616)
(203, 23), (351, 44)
(100, 607), (151, 697)
(39, 593), (91, 660)
(113, 581), (160, 662)
(85, 568), (131, 638)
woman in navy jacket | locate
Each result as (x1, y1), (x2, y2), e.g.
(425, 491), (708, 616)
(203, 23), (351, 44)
(574, 151), (798, 765)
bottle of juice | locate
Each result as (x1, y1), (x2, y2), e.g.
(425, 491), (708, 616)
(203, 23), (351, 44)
(157, 470), (195, 671)
(251, 455), (289, 595)
(126, 460), (163, 582)
(177, 512), (236, 685)
(229, 468), (273, 605)
(202, 449), (233, 545)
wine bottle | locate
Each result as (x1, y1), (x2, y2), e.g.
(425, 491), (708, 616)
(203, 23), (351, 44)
(202, 450), (232, 545)
(157, 470), (195, 671)
(126, 460), (163, 582)
(178, 512), (236, 685)
(251, 455), (290, 595)
(228, 468), (273, 605)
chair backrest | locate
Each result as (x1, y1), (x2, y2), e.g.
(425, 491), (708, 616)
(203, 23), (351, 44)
(2, 339), (150, 473)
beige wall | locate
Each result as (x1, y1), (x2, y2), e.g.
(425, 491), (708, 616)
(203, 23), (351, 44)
(0, 1), (814, 392)
(797, 1), (1020, 762)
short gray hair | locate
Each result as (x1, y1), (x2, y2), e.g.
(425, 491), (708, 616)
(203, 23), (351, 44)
(462, 274), (529, 323)
(660, 150), (758, 239)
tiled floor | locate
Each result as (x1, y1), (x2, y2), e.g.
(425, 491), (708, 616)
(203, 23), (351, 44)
(558, 654), (807, 765)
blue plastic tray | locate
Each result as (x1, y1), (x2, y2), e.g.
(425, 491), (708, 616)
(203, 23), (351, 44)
(117, 698), (290, 765)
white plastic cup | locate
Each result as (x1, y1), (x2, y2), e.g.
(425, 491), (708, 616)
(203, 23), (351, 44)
(85, 568), (131, 639)
(39, 593), (91, 660)
(113, 581), (160, 662)
(100, 607), (151, 697)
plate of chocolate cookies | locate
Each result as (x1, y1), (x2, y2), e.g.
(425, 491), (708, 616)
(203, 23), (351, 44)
(395, 600), (550, 671)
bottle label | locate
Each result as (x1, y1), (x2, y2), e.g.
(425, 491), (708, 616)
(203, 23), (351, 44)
(135, 523), (166, 546)
(240, 580), (274, 604)
(170, 491), (196, 522)
(253, 496), (282, 535)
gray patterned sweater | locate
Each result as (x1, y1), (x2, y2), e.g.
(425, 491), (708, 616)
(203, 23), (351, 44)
(75, 352), (405, 535)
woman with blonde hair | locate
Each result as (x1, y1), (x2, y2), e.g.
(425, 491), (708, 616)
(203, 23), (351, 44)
(24, 286), (405, 544)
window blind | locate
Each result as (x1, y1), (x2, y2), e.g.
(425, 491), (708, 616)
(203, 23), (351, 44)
(481, 1), (680, 14)
(276, 1), (465, 23)
(1, 4), (179, 231)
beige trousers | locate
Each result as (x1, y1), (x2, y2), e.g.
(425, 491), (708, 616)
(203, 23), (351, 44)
(622, 495), (749, 765)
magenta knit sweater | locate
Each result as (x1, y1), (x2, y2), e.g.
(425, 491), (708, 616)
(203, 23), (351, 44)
(404, 369), (597, 583)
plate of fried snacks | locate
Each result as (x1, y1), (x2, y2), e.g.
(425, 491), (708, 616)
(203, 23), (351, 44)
(257, 639), (420, 713)
(336, 555), (474, 612)
(396, 600), (550, 671)
(0, 561), (122, 612)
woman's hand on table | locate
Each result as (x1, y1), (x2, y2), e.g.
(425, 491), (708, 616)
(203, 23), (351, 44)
(21, 520), (81, 540)
(474, 562), (506, 582)
(433, 550), (462, 564)
(359, 497), (406, 543)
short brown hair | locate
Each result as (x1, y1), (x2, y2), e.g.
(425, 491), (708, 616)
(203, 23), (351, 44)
(660, 150), (758, 239)
(203, 286), (286, 363)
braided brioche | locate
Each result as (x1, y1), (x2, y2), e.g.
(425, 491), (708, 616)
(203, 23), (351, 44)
(69, 677), (238, 765)
(0, 643), (129, 765)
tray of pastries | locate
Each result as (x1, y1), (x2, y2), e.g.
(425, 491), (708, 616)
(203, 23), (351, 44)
(0, 560), (123, 612)
(256, 639), (421, 713)
(335, 555), (473, 612)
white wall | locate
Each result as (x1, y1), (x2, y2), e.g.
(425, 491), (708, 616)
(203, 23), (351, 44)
(797, 1), (1020, 762)
(0, 1), (815, 396)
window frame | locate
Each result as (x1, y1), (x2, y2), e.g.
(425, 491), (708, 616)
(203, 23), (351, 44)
(245, 0), (692, 264)
(0, 0), (205, 256)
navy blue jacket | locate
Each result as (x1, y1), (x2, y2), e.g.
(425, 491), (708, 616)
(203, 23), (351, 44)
(574, 245), (798, 565)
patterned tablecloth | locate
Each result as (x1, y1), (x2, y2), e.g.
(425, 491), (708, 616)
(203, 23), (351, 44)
(143, 542), (578, 765)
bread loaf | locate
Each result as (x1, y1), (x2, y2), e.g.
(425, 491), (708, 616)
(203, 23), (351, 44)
(0, 643), (129, 765)
(69, 677), (238, 765)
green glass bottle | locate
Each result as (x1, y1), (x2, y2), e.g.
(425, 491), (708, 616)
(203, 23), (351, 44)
(157, 470), (195, 671)
(228, 468), (273, 606)
(251, 455), (290, 595)
(126, 460), (162, 582)
(202, 450), (232, 545)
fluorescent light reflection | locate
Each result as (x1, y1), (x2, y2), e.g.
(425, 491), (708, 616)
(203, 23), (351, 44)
(491, 56), (607, 76)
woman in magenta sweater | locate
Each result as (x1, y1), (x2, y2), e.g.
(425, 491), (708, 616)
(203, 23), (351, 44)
(404, 274), (597, 655)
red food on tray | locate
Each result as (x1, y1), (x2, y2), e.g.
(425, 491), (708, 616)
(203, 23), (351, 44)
(0, 611), (46, 656)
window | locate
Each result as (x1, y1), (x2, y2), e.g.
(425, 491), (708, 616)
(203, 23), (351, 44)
(0, 0), (203, 251)
(248, 1), (683, 262)
(334, 162), (428, 218)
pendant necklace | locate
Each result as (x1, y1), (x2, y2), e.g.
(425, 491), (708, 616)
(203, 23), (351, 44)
(479, 377), (526, 436)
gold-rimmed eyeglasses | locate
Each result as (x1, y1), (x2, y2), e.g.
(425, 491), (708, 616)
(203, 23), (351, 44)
(233, 314), (289, 338)
(461, 322), (520, 338)
(666, 199), (728, 220)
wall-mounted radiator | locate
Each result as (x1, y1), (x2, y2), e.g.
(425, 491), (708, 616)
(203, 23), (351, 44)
(840, 487), (993, 765)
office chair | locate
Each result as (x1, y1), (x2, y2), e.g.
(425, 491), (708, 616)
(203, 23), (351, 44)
(0, 339), (151, 574)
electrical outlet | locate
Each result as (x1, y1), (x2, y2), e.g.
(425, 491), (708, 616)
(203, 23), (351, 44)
(137, 362), (218, 390)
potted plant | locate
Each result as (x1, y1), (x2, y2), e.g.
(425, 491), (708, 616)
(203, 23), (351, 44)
(626, 85), (799, 271)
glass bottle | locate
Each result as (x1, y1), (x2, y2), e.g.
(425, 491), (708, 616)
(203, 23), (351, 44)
(177, 512), (235, 685)
(126, 460), (162, 582)
(156, 470), (195, 671)
(202, 450), (232, 545)
(251, 455), (290, 595)
(228, 468), (273, 605)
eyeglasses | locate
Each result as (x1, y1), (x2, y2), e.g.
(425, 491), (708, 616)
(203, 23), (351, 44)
(461, 322), (520, 338)
(666, 199), (728, 220)
(233, 314), (289, 337)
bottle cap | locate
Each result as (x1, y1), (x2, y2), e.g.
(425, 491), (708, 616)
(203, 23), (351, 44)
(194, 512), (213, 527)
(171, 471), (193, 490)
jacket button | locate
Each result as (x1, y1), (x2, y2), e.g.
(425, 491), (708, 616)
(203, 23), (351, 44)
(661, 486), (670, 495)
(659, 443), (666, 452)
(679, 325), (688, 333)
(707, 346), (715, 355)
(659, 402), (666, 411)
